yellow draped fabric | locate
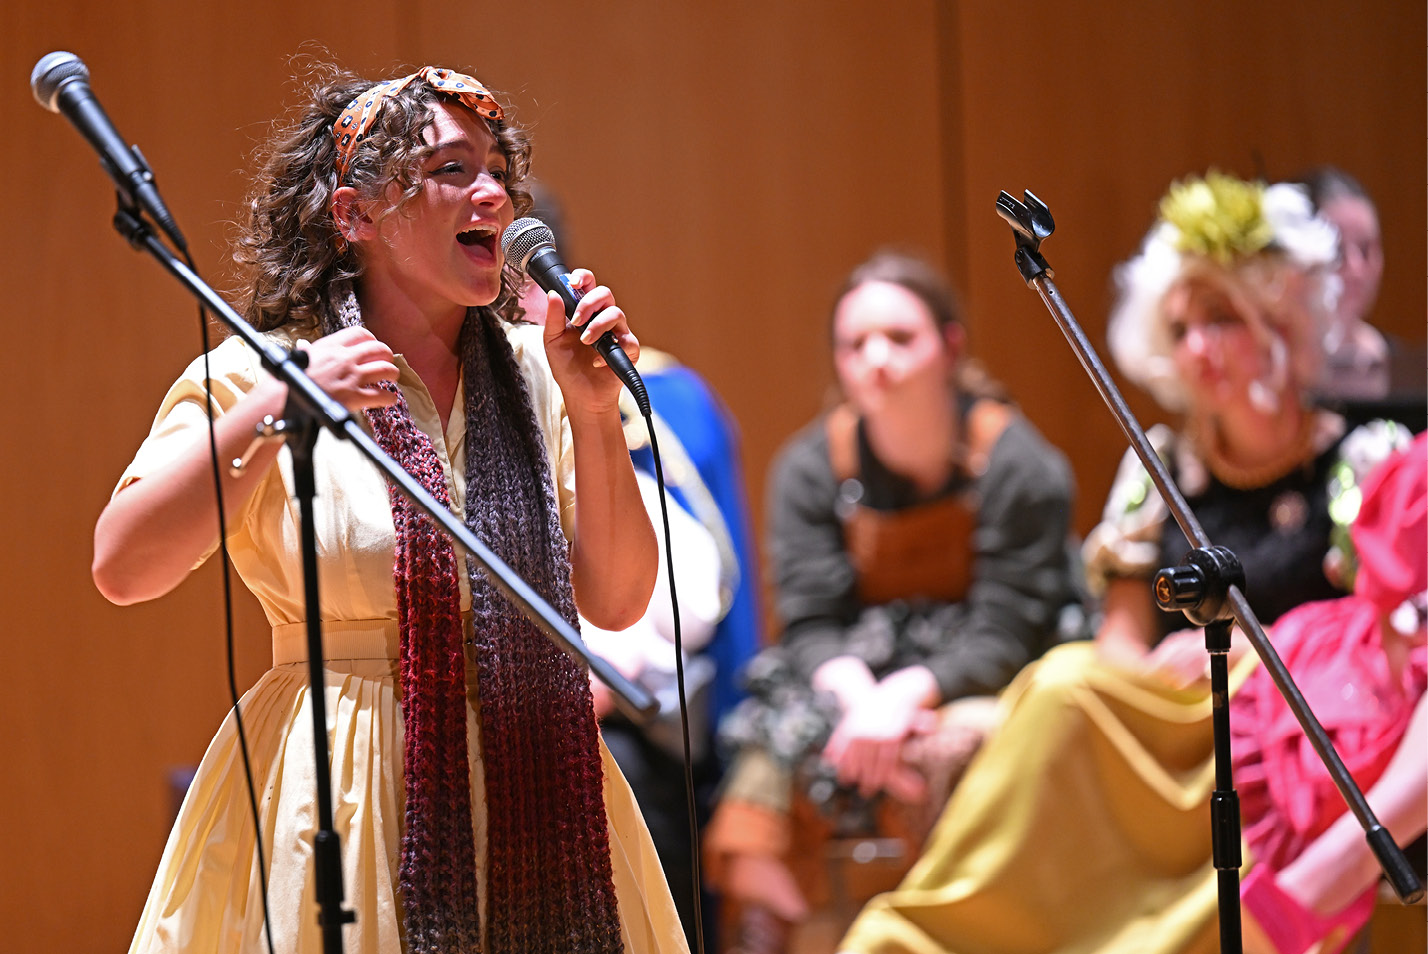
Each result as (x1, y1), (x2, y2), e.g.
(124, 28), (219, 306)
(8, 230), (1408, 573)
(840, 641), (1258, 954)
(120, 324), (688, 954)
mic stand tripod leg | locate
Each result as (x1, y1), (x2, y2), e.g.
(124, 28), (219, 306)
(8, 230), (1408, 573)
(1205, 618), (1243, 954)
(284, 396), (357, 953)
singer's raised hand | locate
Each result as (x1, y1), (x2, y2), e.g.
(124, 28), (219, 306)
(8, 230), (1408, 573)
(296, 326), (401, 412)
(534, 267), (656, 630)
(541, 268), (639, 412)
(93, 328), (397, 606)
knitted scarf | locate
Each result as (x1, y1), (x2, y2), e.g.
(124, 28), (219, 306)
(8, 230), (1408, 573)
(330, 289), (624, 954)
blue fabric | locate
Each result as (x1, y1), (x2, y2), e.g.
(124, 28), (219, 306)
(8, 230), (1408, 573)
(629, 365), (762, 734)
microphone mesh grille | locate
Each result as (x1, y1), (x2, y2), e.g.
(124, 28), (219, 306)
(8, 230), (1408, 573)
(501, 217), (555, 273)
(32, 52), (87, 111)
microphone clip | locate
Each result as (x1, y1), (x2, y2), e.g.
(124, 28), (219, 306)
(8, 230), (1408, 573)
(104, 144), (187, 253)
(996, 190), (1055, 286)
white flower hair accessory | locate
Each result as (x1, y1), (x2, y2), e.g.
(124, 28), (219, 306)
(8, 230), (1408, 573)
(1107, 171), (1340, 413)
(1260, 181), (1339, 269)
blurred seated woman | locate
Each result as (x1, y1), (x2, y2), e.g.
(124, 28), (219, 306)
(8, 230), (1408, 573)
(1297, 165), (1426, 430)
(1235, 432), (1426, 954)
(704, 252), (1079, 950)
(1300, 165), (1390, 402)
(836, 173), (1411, 954)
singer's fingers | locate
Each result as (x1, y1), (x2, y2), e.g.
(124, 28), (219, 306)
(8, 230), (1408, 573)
(322, 325), (383, 350)
(359, 360), (400, 386)
(569, 283), (616, 327)
(564, 268), (596, 293)
(578, 305), (627, 343)
(359, 385), (402, 409)
(295, 329), (401, 413)
(542, 290), (566, 344)
(618, 328), (641, 366)
(301, 326), (395, 365)
(577, 301), (640, 364)
(325, 325), (372, 342)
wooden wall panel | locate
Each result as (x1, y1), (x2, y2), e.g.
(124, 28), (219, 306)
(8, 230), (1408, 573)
(943, 1), (1426, 529)
(3, 3), (943, 949)
(408, 2), (950, 519)
(1, 2), (1420, 950)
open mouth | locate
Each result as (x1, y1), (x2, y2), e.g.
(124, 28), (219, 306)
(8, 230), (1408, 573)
(457, 224), (499, 256)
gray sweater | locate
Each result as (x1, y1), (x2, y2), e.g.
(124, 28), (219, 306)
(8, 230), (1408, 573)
(765, 409), (1078, 702)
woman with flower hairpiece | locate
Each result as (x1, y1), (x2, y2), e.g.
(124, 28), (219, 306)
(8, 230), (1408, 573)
(834, 173), (1412, 954)
(92, 62), (687, 954)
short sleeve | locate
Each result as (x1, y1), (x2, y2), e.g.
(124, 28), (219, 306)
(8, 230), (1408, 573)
(112, 334), (276, 568)
(115, 335), (266, 496)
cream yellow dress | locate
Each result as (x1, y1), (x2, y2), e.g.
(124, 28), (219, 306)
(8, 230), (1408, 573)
(121, 324), (687, 954)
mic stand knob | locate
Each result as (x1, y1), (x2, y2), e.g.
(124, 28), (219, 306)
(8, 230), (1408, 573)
(1153, 545), (1245, 627)
(230, 415), (289, 477)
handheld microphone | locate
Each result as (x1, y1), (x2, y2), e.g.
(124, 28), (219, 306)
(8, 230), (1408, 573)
(502, 217), (650, 416)
(31, 51), (188, 252)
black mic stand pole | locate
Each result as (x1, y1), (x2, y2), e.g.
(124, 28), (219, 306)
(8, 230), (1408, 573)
(994, 191), (1424, 952)
(110, 198), (658, 954)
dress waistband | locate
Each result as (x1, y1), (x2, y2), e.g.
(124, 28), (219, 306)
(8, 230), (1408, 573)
(272, 616), (479, 666)
(272, 619), (402, 665)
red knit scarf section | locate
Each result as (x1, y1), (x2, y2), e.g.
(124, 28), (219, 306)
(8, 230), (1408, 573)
(333, 290), (623, 954)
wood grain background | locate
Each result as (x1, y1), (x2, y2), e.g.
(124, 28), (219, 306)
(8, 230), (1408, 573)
(3, 2), (1421, 947)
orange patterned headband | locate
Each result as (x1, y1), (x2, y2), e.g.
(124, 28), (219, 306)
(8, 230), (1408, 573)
(332, 66), (505, 181)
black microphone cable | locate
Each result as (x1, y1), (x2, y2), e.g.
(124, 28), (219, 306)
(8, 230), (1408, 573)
(191, 253), (279, 954)
(503, 218), (707, 951)
(30, 59), (277, 947)
(641, 412), (708, 954)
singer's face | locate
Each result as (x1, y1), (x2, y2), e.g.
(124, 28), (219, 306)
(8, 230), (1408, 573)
(833, 281), (955, 418)
(1164, 278), (1267, 413)
(362, 101), (513, 318)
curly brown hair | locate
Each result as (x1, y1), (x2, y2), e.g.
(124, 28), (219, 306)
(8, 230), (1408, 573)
(233, 62), (533, 334)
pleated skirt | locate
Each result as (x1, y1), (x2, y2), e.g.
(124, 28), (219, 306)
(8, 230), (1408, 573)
(128, 621), (687, 954)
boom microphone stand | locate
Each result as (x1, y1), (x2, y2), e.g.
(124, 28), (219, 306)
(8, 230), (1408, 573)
(994, 190), (1423, 953)
(49, 104), (656, 954)
(108, 202), (658, 954)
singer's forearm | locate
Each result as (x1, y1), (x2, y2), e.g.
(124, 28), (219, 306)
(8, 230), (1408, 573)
(567, 407), (657, 631)
(92, 379), (288, 605)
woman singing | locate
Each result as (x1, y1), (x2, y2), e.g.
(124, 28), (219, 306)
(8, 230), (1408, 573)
(94, 62), (685, 954)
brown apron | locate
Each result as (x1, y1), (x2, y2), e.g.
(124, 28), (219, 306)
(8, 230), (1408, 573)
(824, 399), (1010, 608)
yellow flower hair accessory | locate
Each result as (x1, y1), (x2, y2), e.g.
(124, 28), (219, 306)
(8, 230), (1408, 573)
(1159, 172), (1274, 266)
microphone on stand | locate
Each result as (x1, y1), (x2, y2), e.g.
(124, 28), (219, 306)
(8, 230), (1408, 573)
(31, 51), (188, 252)
(502, 217), (650, 416)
